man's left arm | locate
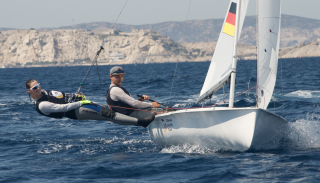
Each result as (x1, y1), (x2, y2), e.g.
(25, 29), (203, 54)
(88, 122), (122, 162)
(117, 90), (153, 108)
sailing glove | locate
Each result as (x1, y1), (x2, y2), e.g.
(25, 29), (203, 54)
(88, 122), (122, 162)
(76, 94), (86, 101)
(80, 100), (92, 106)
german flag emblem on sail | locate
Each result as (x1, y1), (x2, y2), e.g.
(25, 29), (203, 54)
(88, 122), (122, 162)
(223, 2), (237, 37)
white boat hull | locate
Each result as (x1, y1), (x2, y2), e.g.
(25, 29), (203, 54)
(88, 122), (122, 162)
(148, 107), (287, 151)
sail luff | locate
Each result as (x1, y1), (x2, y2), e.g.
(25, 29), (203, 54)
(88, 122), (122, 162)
(256, 0), (281, 109)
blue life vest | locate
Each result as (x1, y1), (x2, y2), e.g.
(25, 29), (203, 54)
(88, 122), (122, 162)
(35, 90), (77, 119)
(106, 86), (134, 115)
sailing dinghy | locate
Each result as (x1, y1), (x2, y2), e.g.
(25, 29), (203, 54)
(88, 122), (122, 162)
(147, 0), (287, 151)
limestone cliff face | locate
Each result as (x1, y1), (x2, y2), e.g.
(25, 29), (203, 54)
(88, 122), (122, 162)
(279, 41), (320, 58)
(1, 29), (319, 68)
(182, 41), (320, 60)
(0, 29), (191, 67)
(0, 29), (100, 65)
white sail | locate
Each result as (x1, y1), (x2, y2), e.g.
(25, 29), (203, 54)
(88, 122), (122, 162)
(197, 0), (249, 103)
(257, 0), (281, 109)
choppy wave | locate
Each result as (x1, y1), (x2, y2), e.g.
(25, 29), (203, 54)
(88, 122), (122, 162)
(2, 60), (320, 182)
(37, 136), (158, 155)
(285, 90), (320, 99)
(282, 119), (320, 150)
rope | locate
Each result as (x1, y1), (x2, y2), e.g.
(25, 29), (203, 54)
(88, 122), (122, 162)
(281, 58), (284, 117)
(111, 0), (128, 31)
(167, 0), (192, 108)
(167, 62), (178, 109)
(75, 0), (129, 94)
(95, 56), (102, 88)
(98, 103), (163, 114)
(186, 0), (192, 20)
(223, 85), (226, 107)
(248, 47), (257, 93)
(212, 86), (258, 107)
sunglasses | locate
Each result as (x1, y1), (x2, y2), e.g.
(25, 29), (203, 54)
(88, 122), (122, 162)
(29, 83), (41, 90)
(111, 70), (125, 75)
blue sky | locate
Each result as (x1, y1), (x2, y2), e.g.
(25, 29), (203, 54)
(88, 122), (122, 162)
(1, 0), (319, 29)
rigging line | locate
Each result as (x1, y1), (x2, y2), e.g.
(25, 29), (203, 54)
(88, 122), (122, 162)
(95, 55), (103, 88)
(186, 0), (192, 20)
(167, 0), (192, 108)
(167, 62), (178, 109)
(213, 86), (258, 107)
(80, 54), (98, 86)
(165, 86), (259, 110)
(223, 85), (226, 107)
(94, 0), (129, 87)
(281, 58), (284, 117)
(104, 0), (129, 42)
(274, 94), (275, 113)
(247, 47), (257, 92)
(76, 0), (129, 94)
(98, 103), (163, 114)
(110, 0), (129, 31)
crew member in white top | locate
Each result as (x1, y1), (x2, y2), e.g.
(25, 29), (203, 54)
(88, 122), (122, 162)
(106, 66), (160, 118)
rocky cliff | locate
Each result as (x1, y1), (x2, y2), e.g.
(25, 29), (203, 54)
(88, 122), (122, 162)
(0, 29), (193, 67)
(279, 41), (320, 58)
(1, 29), (320, 68)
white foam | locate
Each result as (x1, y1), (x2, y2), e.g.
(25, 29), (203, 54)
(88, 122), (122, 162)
(65, 145), (73, 149)
(37, 136), (155, 154)
(160, 144), (219, 154)
(122, 139), (153, 145)
(282, 112), (320, 150)
(285, 90), (320, 99)
(38, 143), (64, 154)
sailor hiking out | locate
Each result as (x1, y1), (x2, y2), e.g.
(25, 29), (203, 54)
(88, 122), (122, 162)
(26, 79), (155, 127)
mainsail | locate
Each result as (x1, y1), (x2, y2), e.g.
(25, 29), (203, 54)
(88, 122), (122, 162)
(256, 0), (281, 109)
(197, 0), (249, 103)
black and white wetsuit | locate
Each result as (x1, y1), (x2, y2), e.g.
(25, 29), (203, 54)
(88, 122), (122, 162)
(35, 90), (80, 119)
(33, 90), (142, 125)
(106, 84), (155, 119)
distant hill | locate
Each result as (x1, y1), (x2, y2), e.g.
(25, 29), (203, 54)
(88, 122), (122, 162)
(3, 15), (320, 47)
(53, 15), (320, 47)
(0, 28), (16, 31)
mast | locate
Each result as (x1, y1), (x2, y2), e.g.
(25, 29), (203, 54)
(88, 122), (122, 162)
(256, 0), (259, 106)
(229, 0), (241, 108)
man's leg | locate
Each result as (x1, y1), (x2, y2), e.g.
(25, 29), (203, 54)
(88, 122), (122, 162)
(75, 104), (139, 125)
(75, 104), (155, 127)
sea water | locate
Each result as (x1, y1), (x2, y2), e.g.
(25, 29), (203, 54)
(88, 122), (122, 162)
(1, 57), (320, 182)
